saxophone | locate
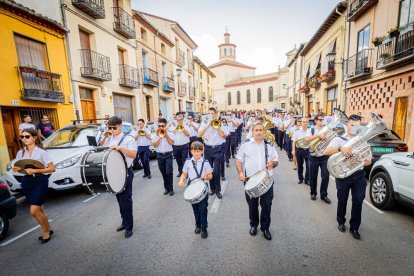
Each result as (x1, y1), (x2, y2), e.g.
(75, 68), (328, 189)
(309, 109), (348, 157)
(327, 113), (390, 179)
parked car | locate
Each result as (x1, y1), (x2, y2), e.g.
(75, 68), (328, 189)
(5, 121), (144, 192)
(0, 179), (17, 241)
(369, 152), (414, 210)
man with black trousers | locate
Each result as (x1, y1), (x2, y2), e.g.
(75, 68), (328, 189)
(291, 118), (310, 185)
(187, 113), (200, 157)
(134, 119), (152, 178)
(172, 113), (191, 177)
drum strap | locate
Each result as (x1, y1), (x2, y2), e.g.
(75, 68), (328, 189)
(189, 159), (205, 185)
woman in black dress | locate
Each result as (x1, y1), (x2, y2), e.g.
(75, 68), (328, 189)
(12, 128), (55, 244)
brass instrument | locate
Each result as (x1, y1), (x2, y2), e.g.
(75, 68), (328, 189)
(263, 115), (274, 130)
(176, 124), (185, 132)
(156, 128), (167, 138)
(295, 137), (309, 149)
(263, 130), (276, 145)
(104, 130), (112, 137)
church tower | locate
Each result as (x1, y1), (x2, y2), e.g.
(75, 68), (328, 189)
(218, 30), (236, 61)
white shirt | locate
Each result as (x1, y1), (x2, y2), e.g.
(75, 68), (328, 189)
(103, 133), (137, 168)
(199, 123), (228, 146)
(188, 122), (199, 137)
(182, 157), (212, 183)
(236, 139), (278, 177)
(292, 127), (308, 142)
(152, 133), (174, 153)
(327, 134), (351, 149)
(305, 126), (321, 137)
(19, 123), (36, 131)
(283, 118), (293, 129)
(136, 127), (151, 147)
(288, 126), (299, 135)
(173, 125), (191, 145)
(16, 146), (53, 167)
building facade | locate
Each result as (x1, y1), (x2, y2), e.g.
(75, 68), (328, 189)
(0, 0), (74, 172)
(344, 0), (414, 149)
(194, 56), (215, 113)
(287, 44), (305, 115)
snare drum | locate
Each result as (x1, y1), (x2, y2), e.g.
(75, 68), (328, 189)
(245, 170), (274, 198)
(183, 179), (208, 204)
(80, 147), (127, 194)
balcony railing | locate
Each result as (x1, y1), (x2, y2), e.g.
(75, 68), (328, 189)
(344, 49), (373, 81)
(178, 82), (187, 97)
(189, 86), (195, 100)
(162, 76), (175, 93)
(308, 76), (321, 89)
(200, 91), (206, 101)
(348, 0), (378, 21)
(177, 50), (186, 66)
(142, 67), (158, 86)
(188, 60), (194, 73)
(376, 25), (414, 70)
(113, 7), (135, 39)
(119, 64), (139, 88)
(72, 0), (105, 19)
(79, 49), (112, 81)
(18, 66), (64, 103)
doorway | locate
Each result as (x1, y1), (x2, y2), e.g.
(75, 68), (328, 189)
(393, 97), (408, 140)
(145, 96), (151, 121)
(79, 87), (96, 121)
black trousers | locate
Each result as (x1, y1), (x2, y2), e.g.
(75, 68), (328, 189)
(173, 143), (189, 173)
(204, 145), (222, 192)
(229, 132), (237, 157)
(296, 148), (310, 182)
(278, 130), (285, 149)
(116, 167), (134, 231)
(285, 135), (293, 160)
(336, 170), (367, 231)
(236, 126), (242, 145)
(191, 195), (209, 229)
(309, 155), (330, 197)
(245, 185), (274, 231)
(138, 146), (151, 177)
(157, 152), (174, 192)
(220, 139), (230, 177)
(275, 128), (280, 147)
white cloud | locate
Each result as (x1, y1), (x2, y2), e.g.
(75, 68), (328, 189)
(192, 33), (219, 66)
(242, 46), (278, 75)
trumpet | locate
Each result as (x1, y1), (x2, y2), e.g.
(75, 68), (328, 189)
(156, 122), (173, 138)
(138, 129), (146, 136)
(104, 130), (112, 137)
(176, 124), (185, 132)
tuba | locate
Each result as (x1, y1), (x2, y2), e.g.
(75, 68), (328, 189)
(327, 113), (390, 179)
(263, 130), (276, 145)
(295, 137), (309, 149)
(309, 109), (348, 157)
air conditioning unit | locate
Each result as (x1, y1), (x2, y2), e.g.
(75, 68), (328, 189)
(68, 95), (74, 103)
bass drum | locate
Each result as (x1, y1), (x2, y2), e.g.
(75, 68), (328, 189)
(80, 147), (127, 194)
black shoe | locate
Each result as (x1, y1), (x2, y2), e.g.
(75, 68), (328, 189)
(321, 197), (331, 204)
(201, 228), (208, 239)
(147, 175), (152, 179)
(116, 225), (125, 232)
(142, 174), (148, 178)
(262, 230), (272, 240)
(216, 192), (223, 199)
(195, 226), (201, 234)
(163, 190), (169, 195)
(350, 229), (361, 240)
(298, 180), (303, 184)
(177, 172), (182, 177)
(338, 224), (346, 232)
(311, 194), (317, 201)
(169, 191), (174, 196)
(221, 176), (226, 181)
(304, 181), (310, 185)
(249, 227), (257, 236)
(232, 155), (235, 159)
(226, 163), (229, 168)
(125, 230), (133, 238)
(39, 230), (54, 241)
(209, 191), (216, 196)
(40, 235), (52, 244)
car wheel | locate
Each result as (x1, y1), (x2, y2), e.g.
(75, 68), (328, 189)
(370, 172), (396, 210)
(0, 210), (10, 241)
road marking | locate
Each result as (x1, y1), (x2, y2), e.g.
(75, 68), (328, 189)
(329, 176), (383, 214)
(16, 196), (26, 204)
(134, 171), (142, 176)
(210, 181), (227, 213)
(83, 194), (100, 203)
(151, 162), (158, 166)
(0, 219), (53, 247)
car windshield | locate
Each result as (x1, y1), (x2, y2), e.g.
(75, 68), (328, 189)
(43, 126), (98, 148)
(369, 130), (401, 141)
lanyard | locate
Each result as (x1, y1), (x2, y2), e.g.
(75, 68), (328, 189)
(189, 159), (205, 184)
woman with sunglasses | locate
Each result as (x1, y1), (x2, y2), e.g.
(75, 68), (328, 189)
(12, 128), (55, 244)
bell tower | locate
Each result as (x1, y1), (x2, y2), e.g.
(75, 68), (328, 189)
(219, 27), (236, 61)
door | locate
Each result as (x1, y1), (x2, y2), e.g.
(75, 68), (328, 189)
(356, 25), (370, 73)
(160, 97), (167, 118)
(1, 108), (20, 160)
(393, 97), (408, 140)
(79, 30), (92, 71)
(113, 94), (133, 123)
(79, 88), (96, 121)
(394, 155), (414, 200)
(145, 96), (151, 121)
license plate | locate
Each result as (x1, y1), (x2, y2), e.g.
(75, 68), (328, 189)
(372, 147), (394, 153)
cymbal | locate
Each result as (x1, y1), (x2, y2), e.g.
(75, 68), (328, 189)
(14, 159), (45, 174)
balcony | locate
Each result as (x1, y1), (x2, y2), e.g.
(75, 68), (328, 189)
(308, 76), (321, 89)
(162, 76), (175, 93)
(142, 67), (158, 87)
(72, 0), (105, 19)
(348, 0), (378, 22)
(177, 50), (185, 67)
(344, 49), (373, 81)
(178, 82), (187, 97)
(376, 25), (414, 70)
(18, 66), (64, 103)
(200, 91), (206, 101)
(321, 60), (336, 82)
(119, 64), (139, 88)
(79, 49), (112, 81)
(208, 95), (212, 103)
(189, 86), (195, 100)
(113, 7), (135, 39)
(188, 60), (194, 74)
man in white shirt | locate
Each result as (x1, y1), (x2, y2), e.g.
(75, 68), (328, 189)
(18, 115), (36, 135)
(292, 118), (310, 185)
(172, 113), (190, 177)
(135, 119), (152, 179)
(187, 113), (200, 156)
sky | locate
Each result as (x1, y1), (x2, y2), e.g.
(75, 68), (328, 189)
(132, 0), (342, 74)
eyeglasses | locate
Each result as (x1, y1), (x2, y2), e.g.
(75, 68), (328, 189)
(107, 126), (119, 130)
(315, 119), (324, 121)
(349, 115), (362, 121)
(20, 135), (32, 139)
(158, 125), (166, 128)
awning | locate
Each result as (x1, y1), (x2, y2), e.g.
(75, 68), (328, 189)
(309, 53), (321, 77)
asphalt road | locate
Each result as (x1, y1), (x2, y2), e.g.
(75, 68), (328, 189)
(1, 148), (414, 275)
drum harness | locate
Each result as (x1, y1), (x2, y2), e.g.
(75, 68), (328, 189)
(188, 159), (205, 186)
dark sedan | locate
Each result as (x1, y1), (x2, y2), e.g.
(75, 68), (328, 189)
(0, 179), (17, 241)
(367, 130), (408, 167)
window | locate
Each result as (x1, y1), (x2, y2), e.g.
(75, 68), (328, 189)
(399, 0), (414, 27)
(142, 51), (148, 69)
(14, 35), (48, 70)
(268, 87), (274, 102)
(237, 91), (240, 105)
(257, 88), (262, 103)
(228, 92), (232, 105)
(247, 89), (251, 103)
(161, 43), (166, 55)
(186, 101), (192, 112)
(140, 28), (147, 41)
(356, 25), (370, 72)
(162, 62), (167, 79)
(230, 48), (233, 56)
(281, 103), (285, 109)
(327, 87), (338, 115)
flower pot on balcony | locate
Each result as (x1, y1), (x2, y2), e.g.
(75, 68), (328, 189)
(20, 66), (36, 73)
(36, 71), (52, 79)
(389, 30), (399, 38)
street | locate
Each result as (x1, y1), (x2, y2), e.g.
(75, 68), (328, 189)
(1, 148), (414, 275)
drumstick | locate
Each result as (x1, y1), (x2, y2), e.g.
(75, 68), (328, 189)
(244, 156), (277, 180)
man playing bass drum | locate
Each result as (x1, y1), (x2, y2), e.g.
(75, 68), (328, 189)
(236, 122), (278, 241)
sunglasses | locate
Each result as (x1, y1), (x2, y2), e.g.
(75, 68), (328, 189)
(315, 119), (324, 121)
(349, 115), (362, 121)
(107, 126), (119, 130)
(158, 125), (166, 128)
(20, 135), (32, 139)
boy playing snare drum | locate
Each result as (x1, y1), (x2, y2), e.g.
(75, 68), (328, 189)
(178, 141), (213, 239)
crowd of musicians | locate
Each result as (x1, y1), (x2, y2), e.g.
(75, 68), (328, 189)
(13, 106), (373, 244)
